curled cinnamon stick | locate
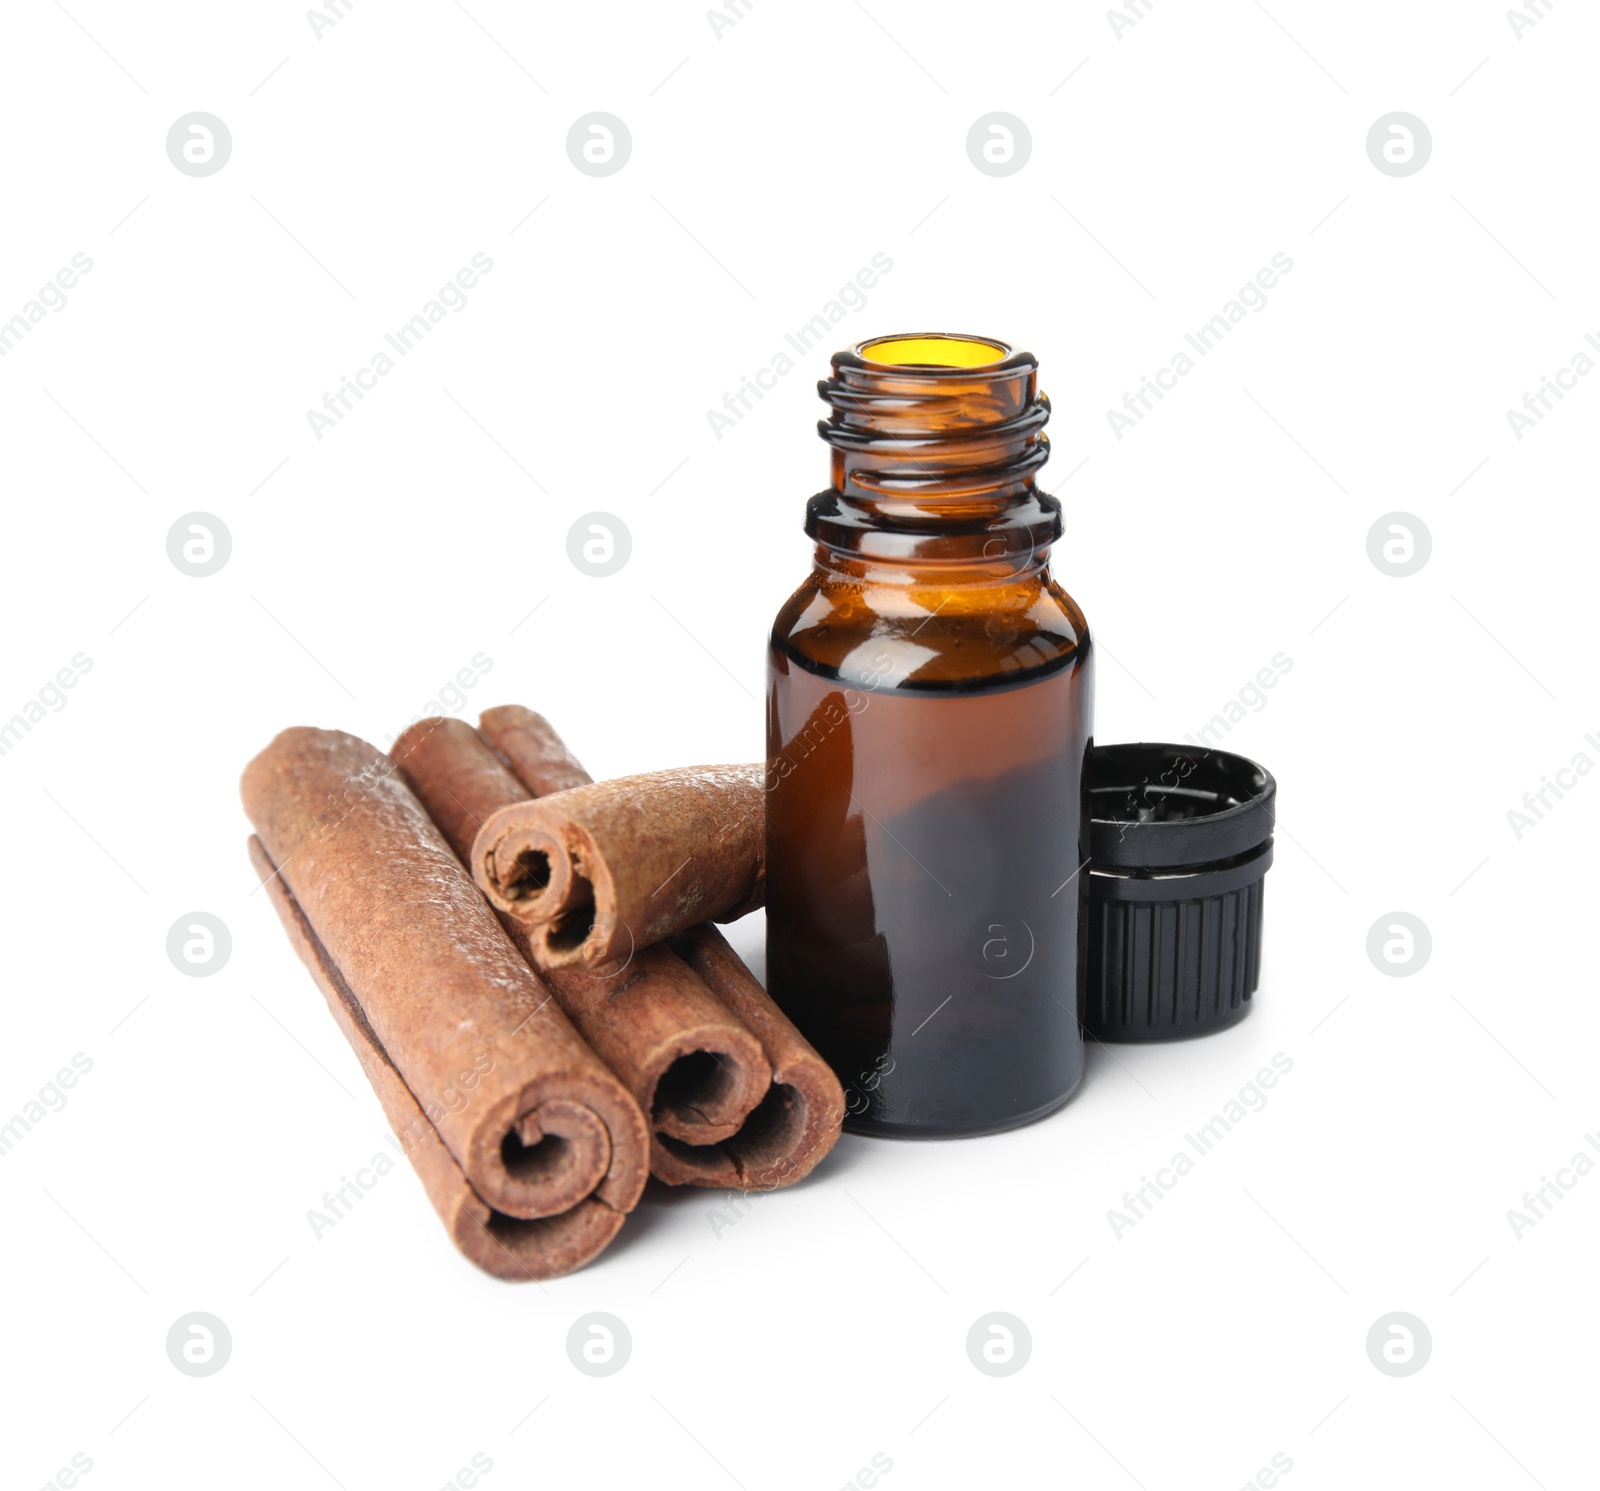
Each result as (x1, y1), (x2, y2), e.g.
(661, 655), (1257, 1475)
(392, 717), (771, 1172)
(478, 706), (593, 796)
(661, 924), (846, 1189)
(241, 727), (648, 1275)
(479, 706), (844, 1189)
(248, 836), (623, 1280)
(468, 744), (765, 971)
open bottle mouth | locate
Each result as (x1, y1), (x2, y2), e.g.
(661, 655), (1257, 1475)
(857, 334), (1013, 370)
(809, 330), (1057, 561)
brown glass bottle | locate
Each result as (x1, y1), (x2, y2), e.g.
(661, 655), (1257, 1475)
(765, 335), (1093, 1138)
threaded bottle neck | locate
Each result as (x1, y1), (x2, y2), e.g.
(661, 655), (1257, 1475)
(808, 334), (1061, 567)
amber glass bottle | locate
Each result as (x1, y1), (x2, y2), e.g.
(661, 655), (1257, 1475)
(765, 334), (1093, 1138)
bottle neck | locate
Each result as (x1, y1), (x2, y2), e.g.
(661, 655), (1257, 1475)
(805, 334), (1062, 573)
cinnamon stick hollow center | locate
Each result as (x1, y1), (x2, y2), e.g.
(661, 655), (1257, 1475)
(240, 727), (649, 1227)
(248, 835), (629, 1281)
(476, 706), (844, 1192)
(471, 764), (767, 970)
(392, 718), (772, 1154)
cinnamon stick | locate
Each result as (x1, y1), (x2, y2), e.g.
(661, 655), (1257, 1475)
(247, 836), (623, 1280)
(481, 706), (843, 1189)
(477, 706), (593, 796)
(241, 727), (649, 1276)
(467, 725), (764, 971)
(391, 717), (772, 1177)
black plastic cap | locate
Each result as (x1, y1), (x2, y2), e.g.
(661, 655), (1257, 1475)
(1082, 743), (1275, 1043)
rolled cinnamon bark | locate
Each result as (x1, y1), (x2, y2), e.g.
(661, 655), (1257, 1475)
(479, 707), (844, 1189)
(248, 835), (624, 1280)
(479, 705), (593, 796)
(662, 924), (846, 1189)
(391, 718), (771, 1171)
(468, 719), (764, 971)
(241, 728), (649, 1252)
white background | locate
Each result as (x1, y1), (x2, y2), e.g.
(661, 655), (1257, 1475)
(2, 1), (1596, 1487)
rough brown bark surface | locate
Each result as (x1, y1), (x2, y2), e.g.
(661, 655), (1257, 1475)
(240, 727), (649, 1256)
(667, 923), (846, 1189)
(467, 746), (766, 971)
(475, 707), (843, 1189)
(479, 703), (594, 796)
(247, 835), (627, 1280)
(392, 717), (771, 1171)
